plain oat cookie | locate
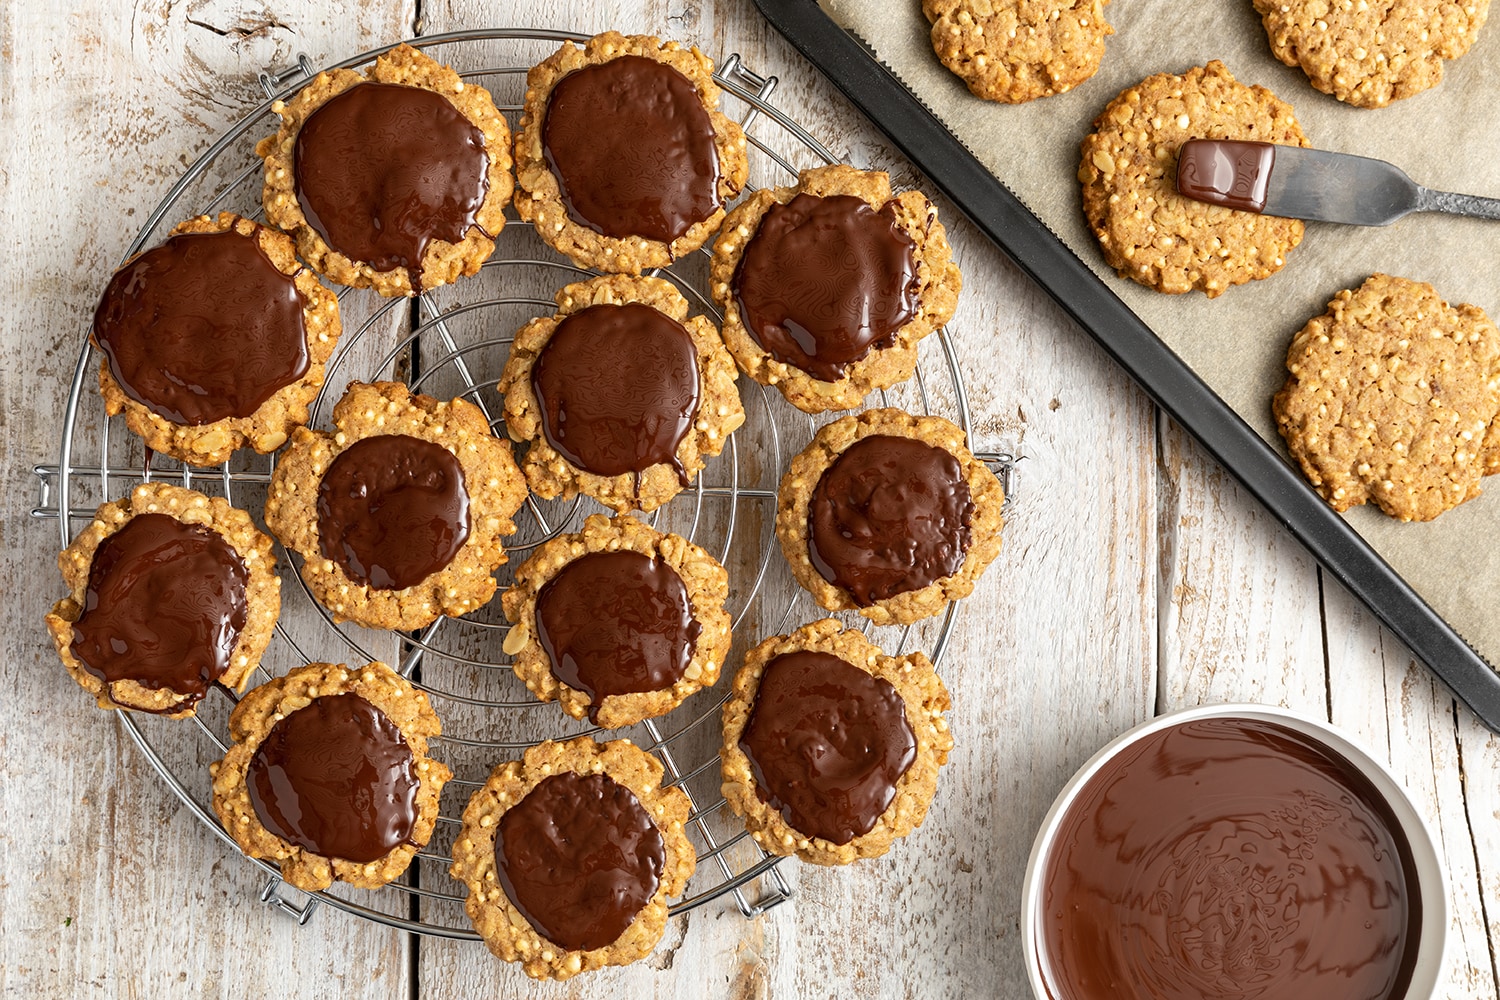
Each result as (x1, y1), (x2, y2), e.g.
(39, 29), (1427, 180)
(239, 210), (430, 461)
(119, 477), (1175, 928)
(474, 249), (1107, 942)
(924, 0), (1113, 103)
(1254, 0), (1491, 108)
(1274, 273), (1500, 522)
(1079, 61), (1309, 297)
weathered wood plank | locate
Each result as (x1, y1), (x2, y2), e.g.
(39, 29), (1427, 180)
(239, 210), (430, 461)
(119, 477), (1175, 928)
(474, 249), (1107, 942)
(1155, 416), (1327, 715)
(0, 3), (418, 997)
(410, 2), (1158, 998)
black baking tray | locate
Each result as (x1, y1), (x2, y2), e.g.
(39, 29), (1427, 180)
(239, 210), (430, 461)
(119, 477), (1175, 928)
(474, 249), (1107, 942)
(752, 0), (1500, 731)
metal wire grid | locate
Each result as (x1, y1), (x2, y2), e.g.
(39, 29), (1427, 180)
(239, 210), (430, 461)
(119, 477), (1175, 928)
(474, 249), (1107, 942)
(31, 28), (1008, 938)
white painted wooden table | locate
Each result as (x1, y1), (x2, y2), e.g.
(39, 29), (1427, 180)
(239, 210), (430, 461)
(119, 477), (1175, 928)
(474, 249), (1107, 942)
(3, 2), (1498, 997)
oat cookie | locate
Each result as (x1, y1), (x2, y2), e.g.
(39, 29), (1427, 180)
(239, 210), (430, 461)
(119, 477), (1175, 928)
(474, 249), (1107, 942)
(1273, 273), (1500, 522)
(450, 738), (695, 980)
(777, 408), (1004, 625)
(46, 483), (279, 719)
(1079, 61), (1309, 297)
(258, 43), (511, 296)
(264, 380), (527, 630)
(924, 0), (1114, 103)
(500, 513), (731, 728)
(709, 164), (961, 413)
(1254, 0), (1490, 108)
(498, 275), (745, 513)
(93, 213), (341, 466)
(210, 661), (451, 891)
(720, 619), (953, 866)
(513, 32), (749, 273)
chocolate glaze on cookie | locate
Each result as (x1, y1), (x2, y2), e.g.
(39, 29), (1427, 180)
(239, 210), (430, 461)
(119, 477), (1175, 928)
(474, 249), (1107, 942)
(808, 435), (973, 605)
(740, 650), (917, 845)
(542, 55), (723, 244)
(535, 551), (700, 717)
(294, 83), (490, 287)
(1041, 718), (1419, 1000)
(734, 194), (919, 382)
(495, 771), (665, 951)
(246, 693), (421, 864)
(316, 434), (471, 591)
(531, 303), (701, 485)
(93, 229), (310, 426)
(70, 512), (249, 710)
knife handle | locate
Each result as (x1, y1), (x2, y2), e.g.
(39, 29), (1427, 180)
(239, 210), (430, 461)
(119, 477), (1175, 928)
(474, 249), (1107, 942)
(1417, 186), (1500, 221)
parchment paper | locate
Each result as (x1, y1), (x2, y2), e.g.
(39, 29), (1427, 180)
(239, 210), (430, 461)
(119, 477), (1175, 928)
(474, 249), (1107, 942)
(824, 0), (1500, 667)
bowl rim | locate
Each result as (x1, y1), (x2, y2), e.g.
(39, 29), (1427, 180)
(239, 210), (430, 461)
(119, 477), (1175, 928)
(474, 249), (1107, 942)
(1018, 702), (1450, 1000)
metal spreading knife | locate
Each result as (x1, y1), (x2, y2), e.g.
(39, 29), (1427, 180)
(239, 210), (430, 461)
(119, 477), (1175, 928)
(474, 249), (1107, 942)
(1175, 139), (1500, 225)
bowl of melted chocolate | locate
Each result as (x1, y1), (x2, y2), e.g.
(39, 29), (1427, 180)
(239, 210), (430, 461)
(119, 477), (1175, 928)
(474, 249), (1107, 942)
(1021, 704), (1447, 1000)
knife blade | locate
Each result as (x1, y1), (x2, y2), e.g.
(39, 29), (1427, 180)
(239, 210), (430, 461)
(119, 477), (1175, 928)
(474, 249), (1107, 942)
(1175, 139), (1500, 225)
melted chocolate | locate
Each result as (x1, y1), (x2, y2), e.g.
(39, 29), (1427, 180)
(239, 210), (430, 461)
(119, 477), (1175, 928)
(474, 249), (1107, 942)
(246, 693), (420, 864)
(739, 651), (917, 845)
(495, 771), (665, 951)
(316, 434), (470, 591)
(535, 551), (700, 718)
(93, 229), (310, 425)
(1176, 139), (1276, 214)
(69, 513), (249, 709)
(734, 194), (919, 382)
(530, 303), (701, 484)
(1041, 718), (1420, 1000)
(808, 435), (973, 605)
(542, 55), (723, 243)
(294, 82), (490, 285)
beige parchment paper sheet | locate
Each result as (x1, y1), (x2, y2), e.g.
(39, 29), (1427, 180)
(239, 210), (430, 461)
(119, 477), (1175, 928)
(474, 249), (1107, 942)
(824, 0), (1500, 667)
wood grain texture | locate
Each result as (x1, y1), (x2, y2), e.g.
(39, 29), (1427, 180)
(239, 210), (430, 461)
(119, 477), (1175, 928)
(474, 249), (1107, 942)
(3, 1), (1497, 998)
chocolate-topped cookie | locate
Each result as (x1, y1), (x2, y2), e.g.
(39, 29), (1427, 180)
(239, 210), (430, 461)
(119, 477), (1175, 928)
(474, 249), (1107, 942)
(450, 738), (695, 980)
(92, 213), (341, 466)
(210, 660), (451, 891)
(501, 513), (732, 728)
(720, 619), (953, 866)
(265, 381), (527, 630)
(498, 275), (744, 513)
(258, 43), (512, 296)
(513, 32), (749, 274)
(710, 165), (961, 413)
(46, 483), (280, 719)
(777, 408), (1004, 625)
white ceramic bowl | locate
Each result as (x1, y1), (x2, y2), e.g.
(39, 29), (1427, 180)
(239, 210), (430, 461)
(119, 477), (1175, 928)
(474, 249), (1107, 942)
(1019, 703), (1448, 1000)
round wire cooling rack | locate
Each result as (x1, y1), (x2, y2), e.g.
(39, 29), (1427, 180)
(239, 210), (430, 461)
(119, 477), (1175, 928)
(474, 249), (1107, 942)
(31, 28), (1016, 938)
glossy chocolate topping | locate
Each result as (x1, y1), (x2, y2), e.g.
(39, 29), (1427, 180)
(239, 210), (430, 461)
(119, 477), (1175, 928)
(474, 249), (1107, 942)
(531, 303), (701, 483)
(1041, 718), (1420, 1000)
(70, 512), (249, 708)
(542, 55), (723, 243)
(294, 82), (490, 283)
(316, 434), (471, 591)
(246, 693), (421, 864)
(495, 771), (665, 951)
(1176, 139), (1276, 214)
(535, 551), (701, 715)
(93, 229), (310, 425)
(739, 650), (917, 845)
(808, 435), (973, 606)
(734, 194), (919, 382)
